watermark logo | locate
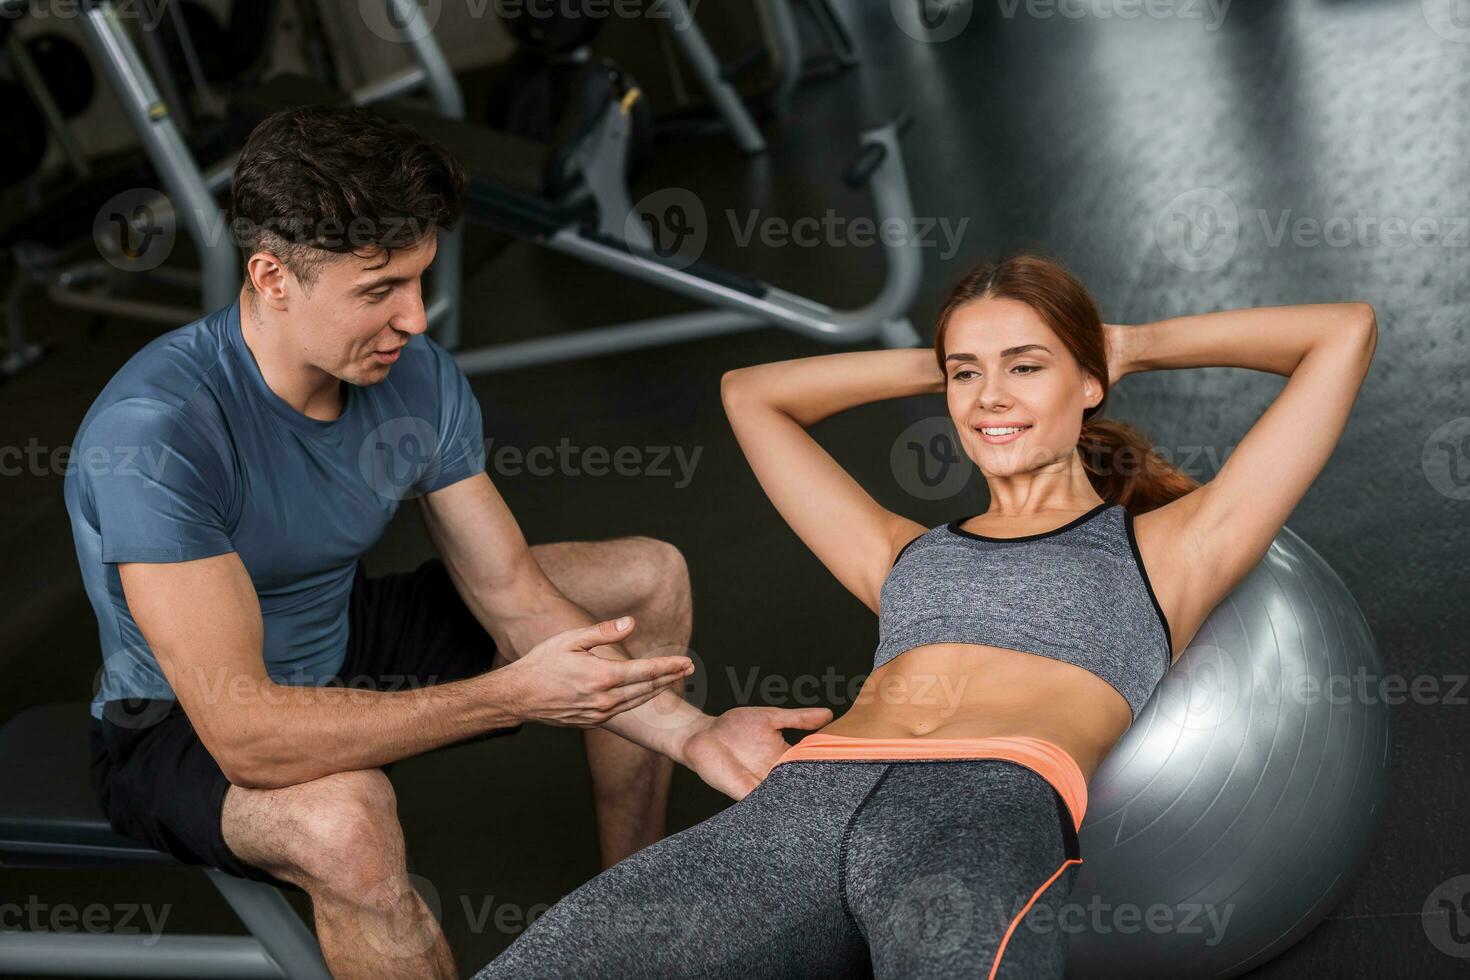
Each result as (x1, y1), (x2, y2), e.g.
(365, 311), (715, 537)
(993, 0), (1231, 30)
(1155, 187), (1240, 272)
(0, 897), (171, 940)
(359, 416), (440, 501)
(94, 188), (176, 273)
(93, 649), (177, 731)
(1152, 643), (1244, 732)
(1422, 0), (1470, 43)
(485, 437), (702, 488)
(893, 0), (975, 43)
(889, 872), (975, 956)
(1422, 417), (1470, 500)
(360, 0), (443, 42)
(1423, 874), (1470, 957)
(891, 416), (976, 500)
(363, 872), (444, 959)
(630, 187), (708, 271)
(638, 646), (707, 730)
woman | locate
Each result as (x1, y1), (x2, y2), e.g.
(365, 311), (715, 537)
(472, 255), (1376, 979)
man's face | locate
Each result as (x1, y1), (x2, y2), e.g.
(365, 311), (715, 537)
(287, 234), (438, 386)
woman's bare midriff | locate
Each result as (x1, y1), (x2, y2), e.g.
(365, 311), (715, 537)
(815, 643), (1135, 782)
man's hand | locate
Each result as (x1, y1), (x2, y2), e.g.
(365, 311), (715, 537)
(499, 617), (694, 727)
(680, 706), (834, 801)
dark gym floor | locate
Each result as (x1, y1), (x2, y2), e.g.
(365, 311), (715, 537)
(3, 1), (1468, 977)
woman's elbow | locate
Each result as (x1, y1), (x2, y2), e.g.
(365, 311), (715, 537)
(720, 369), (752, 410)
(1350, 302), (1378, 357)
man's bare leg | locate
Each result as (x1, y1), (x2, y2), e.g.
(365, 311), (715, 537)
(528, 536), (694, 868)
(221, 768), (454, 980)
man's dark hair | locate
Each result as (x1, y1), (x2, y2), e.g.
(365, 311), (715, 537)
(230, 105), (467, 292)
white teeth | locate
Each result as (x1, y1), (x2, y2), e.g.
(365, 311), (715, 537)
(981, 426), (1026, 435)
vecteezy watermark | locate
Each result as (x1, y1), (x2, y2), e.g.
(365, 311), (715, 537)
(1422, 0), (1470, 44)
(628, 187), (709, 271)
(494, 0), (699, 32)
(725, 665), (974, 716)
(883, 874), (1236, 958)
(891, 416), (976, 500)
(630, 187), (970, 268)
(1423, 417), (1470, 500)
(888, 873), (976, 956)
(1157, 186), (1470, 272)
(486, 437), (703, 489)
(359, 0), (443, 43)
(1154, 654), (1470, 732)
(993, 0), (1231, 30)
(727, 211), (969, 262)
(1017, 895), (1236, 946)
(92, 189), (443, 274)
(0, 897), (172, 941)
(2, 0), (170, 29)
(887, 416), (1237, 501)
(92, 651), (474, 731)
(1423, 874), (1470, 958)
(359, 416), (450, 501)
(362, 872), (444, 959)
(892, 0), (975, 43)
(94, 188), (179, 273)
(1155, 187), (1241, 272)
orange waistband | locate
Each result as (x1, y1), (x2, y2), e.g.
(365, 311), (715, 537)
(772, 733), (1088, 831)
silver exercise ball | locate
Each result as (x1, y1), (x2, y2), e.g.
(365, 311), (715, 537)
(1064, 525), (1392, 979)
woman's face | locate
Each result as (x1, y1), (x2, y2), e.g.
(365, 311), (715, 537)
(942, 296), (1102, 477)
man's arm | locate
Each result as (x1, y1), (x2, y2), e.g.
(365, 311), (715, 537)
(417, 472), (715, 764)
(119, 553), (686, 790)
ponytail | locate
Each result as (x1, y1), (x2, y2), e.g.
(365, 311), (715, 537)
(1077, 417), (1200, 515)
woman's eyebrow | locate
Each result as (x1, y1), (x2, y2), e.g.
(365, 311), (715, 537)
(945, 344), (1052, 362)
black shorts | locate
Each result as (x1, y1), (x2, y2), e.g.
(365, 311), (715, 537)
(87, 558), (521, 893)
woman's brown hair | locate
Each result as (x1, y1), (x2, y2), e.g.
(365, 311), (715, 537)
(933, 254), (1199, 515)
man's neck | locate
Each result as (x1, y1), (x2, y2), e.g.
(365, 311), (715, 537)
(240, 290), (344, 422)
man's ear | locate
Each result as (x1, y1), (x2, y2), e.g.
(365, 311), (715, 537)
(245, 251), (291, 310)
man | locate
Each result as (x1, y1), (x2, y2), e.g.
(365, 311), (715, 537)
(66, 105), (830, 979)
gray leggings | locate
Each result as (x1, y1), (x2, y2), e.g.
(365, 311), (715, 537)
(471, 759), (1082, 979)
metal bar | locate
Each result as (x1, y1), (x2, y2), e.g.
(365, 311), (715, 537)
(453, 116), (923, 373)
(386, 0), (463, 118)
(80, 2), (239, 313)
(387, 0), (464, 349)
(5, 33), (91, 178)
(167, 0), (221, 116)
(46, 283), (201, 325)
(135, 2), (193, 132)
(755, 0), (803, 116)
(455, 309), (767, 375)
(807, 0), (861, 68)
(662, 0), (767, 154)
(2, 274), (46, 379)
(350, 65), (428, 105)
(0, 932), (286, 978)
(207, 870), (332, 980)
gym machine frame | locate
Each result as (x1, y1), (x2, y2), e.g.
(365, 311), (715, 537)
(66, 0), (920, 375)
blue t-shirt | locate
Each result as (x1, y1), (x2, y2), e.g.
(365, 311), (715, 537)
(65, 299), (486, 720)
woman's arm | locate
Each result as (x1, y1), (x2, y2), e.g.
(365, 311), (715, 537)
(1122, 303), (1378, 641)
(721, 349), (945, 613)
(1114, 303), (1374, 380)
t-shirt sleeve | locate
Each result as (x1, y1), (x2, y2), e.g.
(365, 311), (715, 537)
(75, 399), (236, 563)
(414, 337), (487, 495)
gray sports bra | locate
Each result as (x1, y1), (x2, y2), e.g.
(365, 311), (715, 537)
(874, 501), (1173, 718)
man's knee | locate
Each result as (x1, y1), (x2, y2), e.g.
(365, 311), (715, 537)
(621, 536), (691, 622)
(229, 769), (406, 900)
